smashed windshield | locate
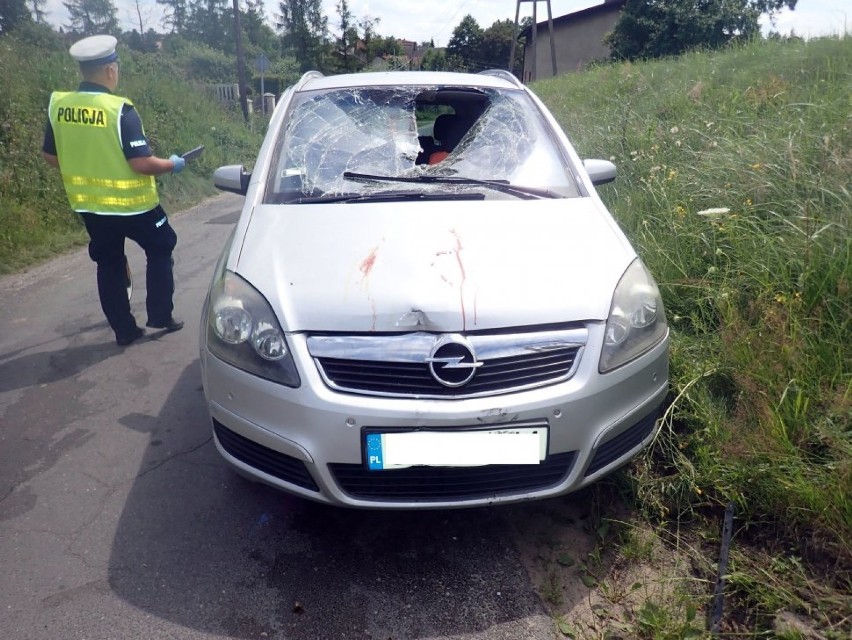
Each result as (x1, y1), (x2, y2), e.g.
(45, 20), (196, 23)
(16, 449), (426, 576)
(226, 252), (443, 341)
(264, 85), (580, 204)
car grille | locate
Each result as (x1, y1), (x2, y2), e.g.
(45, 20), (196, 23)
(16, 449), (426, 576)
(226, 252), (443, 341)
(308, 328), (587, 398)
(584, 412), (659, 477)
(213, 419), (319, 491)
(318, 347), (581, 397)
(329, 452), (576, 501)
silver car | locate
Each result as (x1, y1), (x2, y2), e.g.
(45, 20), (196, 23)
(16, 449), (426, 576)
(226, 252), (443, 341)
(201, 70), (669, 508)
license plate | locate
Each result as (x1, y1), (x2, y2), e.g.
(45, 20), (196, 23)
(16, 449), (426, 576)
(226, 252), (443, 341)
(365, 426), (547, 470)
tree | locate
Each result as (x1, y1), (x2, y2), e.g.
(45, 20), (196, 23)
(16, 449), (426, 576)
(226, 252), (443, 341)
(276, 0), (327, 72)
(242, 0), (277, 52)
(29, 0), (47, 24)
(128, 0), (158, 38)
(479, 19), (515, 72)
(606, 0), (797, 61)
(368, 34), (402, 59)
(124, 27), (159, 52)
(446, 14), (482, 70)
(156, 0), (188, 34)
(273, 54), (300, 87)
(185, 0), (231, 51)
(333, 0), (359, 72)
(358, 14), (378, 45)
(421, 46), (446, 71)
(63, 0), (119, 35)
(0, 0), (32, 32)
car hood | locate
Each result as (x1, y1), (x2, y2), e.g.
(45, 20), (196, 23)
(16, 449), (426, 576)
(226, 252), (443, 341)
(234, 198), (635, 332)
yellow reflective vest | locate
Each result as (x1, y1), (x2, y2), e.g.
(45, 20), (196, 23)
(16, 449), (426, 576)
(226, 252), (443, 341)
(49, 91), (159, 215)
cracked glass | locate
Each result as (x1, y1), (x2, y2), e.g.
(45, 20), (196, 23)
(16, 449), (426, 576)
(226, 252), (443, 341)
(264, 84), (580, 204)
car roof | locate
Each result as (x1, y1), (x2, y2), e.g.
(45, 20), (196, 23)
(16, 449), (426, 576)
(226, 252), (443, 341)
(297, 70), (523, 93)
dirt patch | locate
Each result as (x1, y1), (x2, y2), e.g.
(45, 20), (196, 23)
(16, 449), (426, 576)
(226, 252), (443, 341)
(503, 490), (709, 639)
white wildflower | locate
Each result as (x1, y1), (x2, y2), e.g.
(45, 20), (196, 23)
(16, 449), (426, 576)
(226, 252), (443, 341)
(696, 207), (730, 219)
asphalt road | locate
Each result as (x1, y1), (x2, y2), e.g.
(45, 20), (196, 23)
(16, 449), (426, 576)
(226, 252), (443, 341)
(0, 194), (575, 640)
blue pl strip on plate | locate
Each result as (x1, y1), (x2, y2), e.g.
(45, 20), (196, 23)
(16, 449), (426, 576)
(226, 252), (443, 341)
(366, 433), (384, 470)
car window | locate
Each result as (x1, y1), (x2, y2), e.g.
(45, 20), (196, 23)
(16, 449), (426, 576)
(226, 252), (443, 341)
(264, 85), (580, 204)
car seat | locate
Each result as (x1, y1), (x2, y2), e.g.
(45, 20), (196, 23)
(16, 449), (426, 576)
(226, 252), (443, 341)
(428, 114), (469, 164)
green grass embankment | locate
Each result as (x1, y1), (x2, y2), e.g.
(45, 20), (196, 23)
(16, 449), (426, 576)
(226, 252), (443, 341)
(534, 36), (850, 630)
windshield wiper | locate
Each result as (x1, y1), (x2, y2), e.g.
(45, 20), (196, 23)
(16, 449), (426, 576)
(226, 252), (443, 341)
(290, 190), (485, 204)
(342, 171), (560, 200)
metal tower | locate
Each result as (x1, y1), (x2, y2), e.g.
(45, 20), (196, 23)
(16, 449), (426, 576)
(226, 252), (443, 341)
(509, 0), (558, 81)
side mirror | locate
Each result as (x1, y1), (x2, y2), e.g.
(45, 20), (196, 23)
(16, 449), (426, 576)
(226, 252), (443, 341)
(583, 159), (617, 186)
(213, 165), (251, 195)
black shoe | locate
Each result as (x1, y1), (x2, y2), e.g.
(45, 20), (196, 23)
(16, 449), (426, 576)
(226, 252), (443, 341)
(146, 317), (184, 333)
(116, 326), (145, 346)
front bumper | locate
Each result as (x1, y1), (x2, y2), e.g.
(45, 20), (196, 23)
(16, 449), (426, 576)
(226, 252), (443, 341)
(201, 324), (669, 509)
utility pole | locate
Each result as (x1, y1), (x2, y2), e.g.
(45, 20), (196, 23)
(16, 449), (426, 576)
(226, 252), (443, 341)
(232, 0), (250, 123)
(509, 0), (557, 82)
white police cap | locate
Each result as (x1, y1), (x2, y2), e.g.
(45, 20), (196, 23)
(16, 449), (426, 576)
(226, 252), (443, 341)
(69, 35), (119, 65)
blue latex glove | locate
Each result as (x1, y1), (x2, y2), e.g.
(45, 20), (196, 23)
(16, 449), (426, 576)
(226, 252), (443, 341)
(169, 154), (186, 174)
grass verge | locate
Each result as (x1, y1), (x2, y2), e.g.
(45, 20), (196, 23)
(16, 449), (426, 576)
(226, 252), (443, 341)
(530, 35), (850, 636)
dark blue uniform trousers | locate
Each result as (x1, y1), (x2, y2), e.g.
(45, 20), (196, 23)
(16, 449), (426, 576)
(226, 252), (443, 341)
(81, 206), (177, 342)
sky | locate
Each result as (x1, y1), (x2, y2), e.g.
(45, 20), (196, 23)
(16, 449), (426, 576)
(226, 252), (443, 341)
(42, 0), (851, 47)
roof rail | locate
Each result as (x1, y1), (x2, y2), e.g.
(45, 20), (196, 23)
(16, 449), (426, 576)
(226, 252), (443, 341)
(294, 70), (324, 91)
(478, 69), (523, 89)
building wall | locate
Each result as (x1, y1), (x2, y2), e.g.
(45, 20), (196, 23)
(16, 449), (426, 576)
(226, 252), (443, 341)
(523, 8), (622, 81)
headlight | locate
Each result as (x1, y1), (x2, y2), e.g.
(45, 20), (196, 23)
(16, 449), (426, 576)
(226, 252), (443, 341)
(599, 259), (668, 373)
(206, 269), (300, 387)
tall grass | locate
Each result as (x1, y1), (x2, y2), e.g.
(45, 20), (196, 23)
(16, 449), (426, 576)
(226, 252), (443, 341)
(535, 36), (850, 627)
(0, 25), (263, 274)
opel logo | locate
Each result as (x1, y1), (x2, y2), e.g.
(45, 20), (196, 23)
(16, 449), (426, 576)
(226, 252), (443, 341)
(426, 335), (482, 387)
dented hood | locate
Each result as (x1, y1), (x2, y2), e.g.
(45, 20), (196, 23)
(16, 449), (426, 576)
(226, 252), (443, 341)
(234, 198), (635, 332)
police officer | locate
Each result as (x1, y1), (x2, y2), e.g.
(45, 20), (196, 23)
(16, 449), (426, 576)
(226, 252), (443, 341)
(42, 34), (185, 346)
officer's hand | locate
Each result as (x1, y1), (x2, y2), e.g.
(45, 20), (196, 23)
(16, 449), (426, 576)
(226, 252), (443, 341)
(169, 154), (186, 174)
